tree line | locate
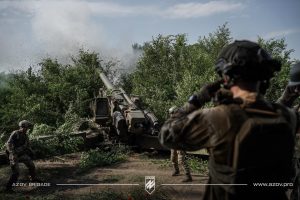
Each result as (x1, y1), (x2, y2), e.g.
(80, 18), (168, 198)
(0, 24), (297, 137)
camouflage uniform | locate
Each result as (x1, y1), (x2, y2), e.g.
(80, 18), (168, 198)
(168, 106), (192, 182)
(288, 108), (300, 200)
(277, 62), (300, 200)
(170, 149), (192, 180)
(159, 41), (297, 200)
(6, 129), (36, 190)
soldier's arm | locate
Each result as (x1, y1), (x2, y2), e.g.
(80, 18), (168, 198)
(159, 80), (223, 151)
(183, 80), (224, 113)
(277, 86), (299, 107)
(6, 132), (17, 154)
(159, 108), (213, 151)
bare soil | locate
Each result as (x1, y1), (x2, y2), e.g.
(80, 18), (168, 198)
(0, 152), (208, 200)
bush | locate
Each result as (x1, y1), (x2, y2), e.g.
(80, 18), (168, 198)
(186, 155), (208, 175)
(30, 134), (84, 158)
(79, 145), (129, 172)
(30, 123), (55, 138)
(29, 104), (85, 158)
(0, 139), (5, 151)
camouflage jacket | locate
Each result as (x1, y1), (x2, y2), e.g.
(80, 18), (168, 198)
(6, 130), (30, 156)
(159, 93), (298, 200)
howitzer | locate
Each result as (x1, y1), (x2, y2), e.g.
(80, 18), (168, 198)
(91, 72), (161, 148)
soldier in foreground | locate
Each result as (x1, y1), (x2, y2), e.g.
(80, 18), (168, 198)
(169, 106), (192, 182)
(277, 62), (300, 200)
(159, 40), (298, 200)
(5, 120), (37, 192)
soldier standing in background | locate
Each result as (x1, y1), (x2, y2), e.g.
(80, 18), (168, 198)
(159, 40), (298, 200)
(169, 106), (192, 182)
(277, 62), (300, 200)
(5, 120), (37, 192)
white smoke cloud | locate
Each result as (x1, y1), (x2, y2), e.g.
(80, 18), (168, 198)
(31, 1), (106, 57)
(0, 0), (139, 72)
(0, 0), (244, 72)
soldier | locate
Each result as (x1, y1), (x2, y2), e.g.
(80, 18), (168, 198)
(5, 120), (37, 192)
(159, 40), (298, 200)
(277, 62), (300, 107)
(277, 62), (300, 200)
(169, 106), (192, 182)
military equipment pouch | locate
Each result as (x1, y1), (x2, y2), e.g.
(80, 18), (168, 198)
(207, 103), (297, 196)
(231, 103), (297, 184)
(208, 159), (236, 194)
(296, 133), (300, 158)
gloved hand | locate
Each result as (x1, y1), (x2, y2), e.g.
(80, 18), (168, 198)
(192, 79), (224, 106)
(182, 79), (223, 113)
(277, 85), (300, 107)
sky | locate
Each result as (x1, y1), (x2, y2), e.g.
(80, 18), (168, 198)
(0, 0), (299, 73)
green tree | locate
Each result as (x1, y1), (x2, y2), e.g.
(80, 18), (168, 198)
(258, 37), (296, 102)
(128, 24), (232, 120)
(123, 24), (294, 122)
(0, 50), (114, 133)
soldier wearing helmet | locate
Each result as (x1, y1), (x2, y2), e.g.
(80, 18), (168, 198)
(5, 120), (38, 192)
(168, 106), (192, 182)
(159, 40), (298, 200)
(277, 62), (300, 200)
(278, 62), (300, 107)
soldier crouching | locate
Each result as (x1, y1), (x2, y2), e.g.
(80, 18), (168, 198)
(5, 120), (37, 192)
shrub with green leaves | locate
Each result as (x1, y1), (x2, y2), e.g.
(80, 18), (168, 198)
(0, 139), (5, 151)
(30, 134), (84, 158)
(186, 155), (208, 175)
(121, 23), (296, 122)
(30, 123), (55, 138)
(79, 145), (129, 171)
(29, 107), (84, 158)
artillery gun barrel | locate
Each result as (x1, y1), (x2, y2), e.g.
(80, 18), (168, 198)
(120, 88), (134, 105)
(99, 72), (114, 90)
(99, 72), (134, 105)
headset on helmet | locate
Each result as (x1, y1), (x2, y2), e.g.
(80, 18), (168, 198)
(215, 40), (281, 83)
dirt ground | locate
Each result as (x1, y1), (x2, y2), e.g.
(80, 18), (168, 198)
(0, 152), (208, 200)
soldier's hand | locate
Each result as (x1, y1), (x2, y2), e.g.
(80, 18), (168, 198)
(286, 84), (300, 97)
(278, 85), (300, 107)
(188, 79), (224, 109)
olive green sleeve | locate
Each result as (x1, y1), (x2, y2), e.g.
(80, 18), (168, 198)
(6, 132), (17, 154)
(277, 86), (299, 107)
(159, 108), (214, 151)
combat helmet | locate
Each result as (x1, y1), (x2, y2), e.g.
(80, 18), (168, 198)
(288, 62), (300, 86)
(215, 40), (281, 82)
(19, 120), (32, 128)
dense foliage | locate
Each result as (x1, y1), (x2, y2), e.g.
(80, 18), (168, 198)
(124, 24), (297, 120)
(0, 24), (297, 140)
(0, 50), (117, 134)
(79, 145), (129, 172)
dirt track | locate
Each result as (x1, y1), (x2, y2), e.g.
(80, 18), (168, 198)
(0, 152), (208, 199)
